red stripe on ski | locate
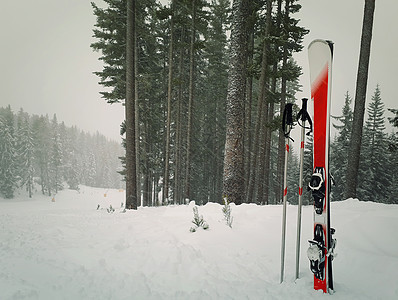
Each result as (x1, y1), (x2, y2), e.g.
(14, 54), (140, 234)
(310, 62), (330, 294)
(284, 187), (287, 197)
(311, 64), (328, 169)
(299, 187), (303, 196)
(286, 144), (289, 153)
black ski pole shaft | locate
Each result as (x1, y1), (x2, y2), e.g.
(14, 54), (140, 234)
(295, 98), (311, 280)
(280, 103), (294, 284)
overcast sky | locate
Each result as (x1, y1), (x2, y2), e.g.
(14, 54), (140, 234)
(0, 0), (396, 143)
(293, 0), (397, 137)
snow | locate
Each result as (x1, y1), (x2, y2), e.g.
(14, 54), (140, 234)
(1, 186), (398, 300)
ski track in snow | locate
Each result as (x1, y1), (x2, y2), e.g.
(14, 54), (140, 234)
(1, 188), (398, 300)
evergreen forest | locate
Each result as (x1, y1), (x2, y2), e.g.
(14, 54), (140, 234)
(91, 0), (308, 206)
(89, 0), (398, 205)
(0, 106), (123, 199)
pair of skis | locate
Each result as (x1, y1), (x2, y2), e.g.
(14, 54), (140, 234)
(280, 39), (336, 294)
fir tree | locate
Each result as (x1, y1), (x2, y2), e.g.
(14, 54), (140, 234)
(49, 114), (63, 194)
(0, 108), (18, 198)
(387, 108), (398, 152)
(330, 91), (353, 201)
(16, 113), (35, 198)
(32, 115), (51, 195)
(358, 85), (388, 202)
(91, 0), (127, 104)
(387, 108), (398, 203)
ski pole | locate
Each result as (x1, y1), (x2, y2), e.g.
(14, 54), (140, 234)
(280, 103), (294, 284)
(295, 98), (312, 280)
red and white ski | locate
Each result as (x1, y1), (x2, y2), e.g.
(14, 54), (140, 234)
(307, 39), (336, 294)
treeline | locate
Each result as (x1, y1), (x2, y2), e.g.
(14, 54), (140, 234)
(0, 106), (123, 199)
(91, 0), (308, 206)
(329, 86), (398, 204)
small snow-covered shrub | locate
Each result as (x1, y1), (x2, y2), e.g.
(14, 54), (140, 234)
(190, 206), (209, 232)
(107, 205), (115, 213)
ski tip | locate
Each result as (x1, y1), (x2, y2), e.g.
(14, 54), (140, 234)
(326, 40), (334, 56)
(308, 39), (334, 51)
(308, 39), (334, 64)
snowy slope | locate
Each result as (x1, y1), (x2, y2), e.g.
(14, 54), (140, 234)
(1, 186), (397, 300)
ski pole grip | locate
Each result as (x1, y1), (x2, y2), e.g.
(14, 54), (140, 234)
(300, 98), (308, 121)
(282, 103), (294, 136)
(283, 103), (294, 126)
(297, 97), (312, 135)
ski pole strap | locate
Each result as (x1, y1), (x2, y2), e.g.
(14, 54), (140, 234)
(297, 98), (313, 135)
(282, 103), (294, 140)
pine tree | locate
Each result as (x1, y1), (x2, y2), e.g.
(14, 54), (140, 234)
(330, 91), (353, 201)
(16, 112), (35, 198)
(91, 0), (127, 103)
(387, 108), (398, 203)
(32, 115), (51, 195)
(49, 114), (63, 194)
(358, 85), (388, 202)
(388, 108), (398, 152)
(0, 110), (17, 198)
(388, 108), (398, 127)
(386, 133), (398, 204)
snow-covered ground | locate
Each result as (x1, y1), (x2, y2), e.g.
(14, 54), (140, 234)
(1, 186), (397, 300)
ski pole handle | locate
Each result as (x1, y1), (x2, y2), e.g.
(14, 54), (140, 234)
(299, 98), (308, 121)
(282, 103), (294, 138)
(297, 98), (312, 135)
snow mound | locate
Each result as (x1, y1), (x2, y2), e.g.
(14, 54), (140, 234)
(1, 186), (398, 299)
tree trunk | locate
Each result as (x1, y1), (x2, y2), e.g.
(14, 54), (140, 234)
(263, 62), (277, 205)
(185, 0), (196, 202)
(244, 1), (255, 199)
(222, 0), (249, 205)
(142, 120), (150, 207)
(255, 0), (272, 205)
(135, 29), (140, 206)
(264, 0), (282, 205)
(345, 0), (375, 199)
(163, 0), (174, 204)
(276, 0), (290, 205)
(174, 45), (184, 205)
(247, 0), (272, 204)
(125, 0), (138, 209)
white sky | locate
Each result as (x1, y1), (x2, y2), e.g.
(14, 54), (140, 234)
(0, 0), (396, 143)
(0, 0), (123, 141)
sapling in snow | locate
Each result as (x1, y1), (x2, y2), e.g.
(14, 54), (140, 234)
(107, 205), (115, 213)
(222, 197), (233, 228)
(190, 206), (209, 232)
